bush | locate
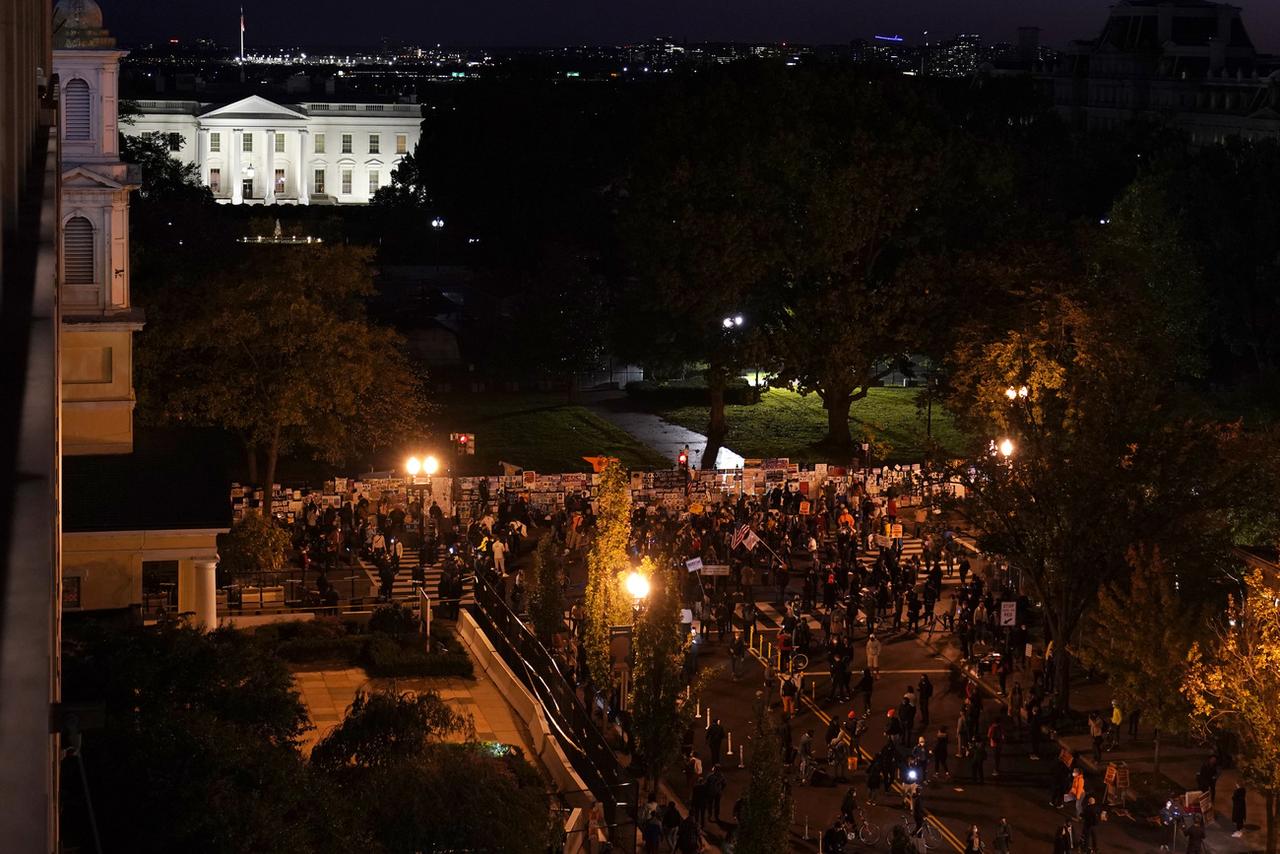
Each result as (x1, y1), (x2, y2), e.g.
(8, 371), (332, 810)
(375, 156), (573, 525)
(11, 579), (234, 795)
(362, 635), (473, 679)
(276, 634), (366, 665)
(626, 379), (760, 407)
(369, 604), (419, 637)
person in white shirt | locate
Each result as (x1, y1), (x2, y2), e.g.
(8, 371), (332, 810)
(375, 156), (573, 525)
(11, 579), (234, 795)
(492, 537), (508, 575)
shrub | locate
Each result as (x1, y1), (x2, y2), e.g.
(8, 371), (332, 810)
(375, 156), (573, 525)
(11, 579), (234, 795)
(361, 635), (473, 679)
(625, 379), (760, 407)
(369, 604), (419, 637)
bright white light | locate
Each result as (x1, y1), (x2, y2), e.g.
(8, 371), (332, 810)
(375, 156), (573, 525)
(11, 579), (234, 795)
(431, 216), (445, 229)
(405, 456), (422, 476)
(722, 317), (734, 329)
(733, 315), (744, 326)
(423, 455), (440, 476)
(998, 438), (1015, 458)
(1005, 387), (1018, 400)
(625, 572), (650, 600)
(1018, 386), (1028, 398)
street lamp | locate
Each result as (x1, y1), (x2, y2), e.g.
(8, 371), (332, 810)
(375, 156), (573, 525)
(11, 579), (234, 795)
(423, 454), (439, 476)
(430, 216), (445, 230)
(625, 571), (651, 602)
(997, 437), (1016, 459)
(405, 455), (422, 477)
(1004, 385), (1028, 400)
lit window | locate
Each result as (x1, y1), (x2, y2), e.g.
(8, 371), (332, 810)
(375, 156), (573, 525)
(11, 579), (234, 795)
(314, 133), (325, 154)
(313, 169), (325, 194)
(274, 168), (285, 194)
(369, 134), (380, 154)
(341, 168), (352, 194)
(275, 132), (285, 153)
(209, 168), (221, 194)
(242, 133), (253, 152)
(395, 134), (407, 154)
(209, 132), (221, 152)
(341, 133), (352, 154)
(369, 169), (380, 195)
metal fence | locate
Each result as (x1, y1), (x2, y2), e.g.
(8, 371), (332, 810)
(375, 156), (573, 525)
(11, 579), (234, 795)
(468, 576), (637, 853)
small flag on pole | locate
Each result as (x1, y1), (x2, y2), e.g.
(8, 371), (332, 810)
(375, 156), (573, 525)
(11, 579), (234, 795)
(731, 524), (750, 550)
(743, 530), (761, 552)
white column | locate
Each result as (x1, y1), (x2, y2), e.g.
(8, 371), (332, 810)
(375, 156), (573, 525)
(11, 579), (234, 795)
(264, 128), (276, 204)
(177, 558), (218, 630)
(231, 128), (243, 204)
(196, 127), (207, 184)
(297, 129), (309, 204)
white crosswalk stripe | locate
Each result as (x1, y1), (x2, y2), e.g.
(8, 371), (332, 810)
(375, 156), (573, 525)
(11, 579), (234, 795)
(358, 546), (474, 605)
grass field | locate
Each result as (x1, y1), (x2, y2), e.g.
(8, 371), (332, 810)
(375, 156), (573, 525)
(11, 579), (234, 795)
(655, 387), (968, 464)
(433, 393), (669, 474)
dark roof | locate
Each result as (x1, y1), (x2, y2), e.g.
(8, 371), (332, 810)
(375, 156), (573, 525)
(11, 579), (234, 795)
(63, 427), (234, 532)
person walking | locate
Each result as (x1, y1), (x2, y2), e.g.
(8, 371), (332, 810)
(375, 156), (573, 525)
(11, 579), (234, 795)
(706, 719), (726, 767)
(970, 736), (987, 785)
(1068, 768), (1086, 818)
(932, 726), (950, 779)
(856, 667), (875, 712)
(918, 674), (933, 728)
(987, 718), (1006, 777)
(1089, 712), (1105, 765)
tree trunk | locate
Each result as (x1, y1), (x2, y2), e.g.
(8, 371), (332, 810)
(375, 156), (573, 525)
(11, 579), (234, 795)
(244, 440), (259, 485)
(1054, 644), (1072, 713)
(1267, 791), (1277, 854)
(260, 426), (280, 519)
(703, 364), (727, 469)
(821, 382), (854, 448)
(1153, 730), (1161, 777)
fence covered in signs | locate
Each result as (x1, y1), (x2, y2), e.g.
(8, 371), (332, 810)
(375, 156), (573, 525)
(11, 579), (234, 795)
(231, 459), (969, 524)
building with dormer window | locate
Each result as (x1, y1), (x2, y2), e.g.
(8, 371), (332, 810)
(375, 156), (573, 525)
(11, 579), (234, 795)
(125, 96), (423, 204)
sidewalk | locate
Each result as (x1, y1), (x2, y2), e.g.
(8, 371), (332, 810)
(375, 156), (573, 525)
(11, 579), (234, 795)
(582, 391), (745, 469)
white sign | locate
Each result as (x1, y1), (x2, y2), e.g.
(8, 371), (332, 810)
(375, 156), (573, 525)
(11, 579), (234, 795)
(685, 557), (704, 573)
(701, 564), (731, 577)
(1000, 601), (1018, 627)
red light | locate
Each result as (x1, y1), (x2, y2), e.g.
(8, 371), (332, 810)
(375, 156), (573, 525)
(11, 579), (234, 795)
(459, 435), (468, 444)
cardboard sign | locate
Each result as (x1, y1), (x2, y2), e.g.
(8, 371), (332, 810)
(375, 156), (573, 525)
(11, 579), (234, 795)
(1000, 601), (1018, 627)
(799, 501), (811, 515)
(702, 564), (731, 577)
(686, 558), (704, 573)
(891, 523), (904, 539)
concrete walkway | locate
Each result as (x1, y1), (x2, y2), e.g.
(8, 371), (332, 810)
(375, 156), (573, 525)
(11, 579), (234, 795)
(293, 666), (534, 759)
(582, 391), (745, 470)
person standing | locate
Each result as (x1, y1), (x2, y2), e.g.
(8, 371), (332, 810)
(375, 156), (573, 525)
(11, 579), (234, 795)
(1081, 796), (1100, 853)
(856, 667), (875, 712)
(866, 633), (883, 676)
(492, 536), (507, 576)
(963, 825), (984, 854)
(932, 726), (950, 779)
(1069, 768), (1086, 818)
(993, 818), (1012, 854)
(987, 718), (1006, 777)
(706, 719), (726, 767)
(970, 736), (987, 785)
(1196, 756), (1220, 807)
(1186, 815), (1206, 854)
(918, 674), (934, 728)
(1232, 783), (1247, 837)
(1052, 823), (1074, 854)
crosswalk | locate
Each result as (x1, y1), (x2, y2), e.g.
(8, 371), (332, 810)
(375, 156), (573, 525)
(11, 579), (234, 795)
(358, 544), (474, 606)
(742, 534), (965, 635)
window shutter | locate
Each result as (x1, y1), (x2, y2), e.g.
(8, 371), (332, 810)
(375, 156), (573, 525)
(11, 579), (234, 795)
(64, 217), (95, 284)
(65, 79), (91, 141)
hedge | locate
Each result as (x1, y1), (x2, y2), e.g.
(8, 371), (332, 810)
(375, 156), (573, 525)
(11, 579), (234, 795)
(625, 379), (761, 407)
(361, 634), (474, 678)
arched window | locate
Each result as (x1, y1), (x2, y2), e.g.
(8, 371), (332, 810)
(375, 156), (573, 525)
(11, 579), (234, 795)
(63, 217), (95, 284)
(64, 79), (91, 141)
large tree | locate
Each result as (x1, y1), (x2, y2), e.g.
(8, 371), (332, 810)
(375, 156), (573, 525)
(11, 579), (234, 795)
(1077, 547), (1212, 773)
(137, 244), (429, 514)
(527, 534), (567, 644)
(1186, 569), (1280, 854)
(942, 242), (1264, 711)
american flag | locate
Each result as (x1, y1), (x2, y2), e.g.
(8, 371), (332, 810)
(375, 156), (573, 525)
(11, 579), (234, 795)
(730, 524), (750, 550)
(743, 530), (761, 552)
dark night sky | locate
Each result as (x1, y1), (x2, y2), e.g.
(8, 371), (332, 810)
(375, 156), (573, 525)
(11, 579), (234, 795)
(104, 0), (1280, 51)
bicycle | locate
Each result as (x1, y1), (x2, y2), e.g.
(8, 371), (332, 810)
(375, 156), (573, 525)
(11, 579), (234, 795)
(789, 652), (810, 673)
(901, 813), (943, 849)
(846, 814), (880, 846)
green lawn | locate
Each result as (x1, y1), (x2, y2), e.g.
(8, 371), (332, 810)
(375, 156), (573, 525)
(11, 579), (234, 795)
(434, 393), (668, 474)
(656, 387), (968, 464)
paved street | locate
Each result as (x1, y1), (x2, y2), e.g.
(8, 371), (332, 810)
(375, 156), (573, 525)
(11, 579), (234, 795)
(673, 543), (1178, 854)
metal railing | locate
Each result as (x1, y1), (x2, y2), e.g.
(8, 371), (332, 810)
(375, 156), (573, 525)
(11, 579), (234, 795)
(468, 576), (637, 852)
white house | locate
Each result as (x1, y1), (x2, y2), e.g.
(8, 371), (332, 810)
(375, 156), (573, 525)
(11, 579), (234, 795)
(126, 96), (423, 204)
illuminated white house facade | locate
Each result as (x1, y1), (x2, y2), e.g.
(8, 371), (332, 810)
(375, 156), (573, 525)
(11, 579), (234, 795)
(126, 96), (423, 204)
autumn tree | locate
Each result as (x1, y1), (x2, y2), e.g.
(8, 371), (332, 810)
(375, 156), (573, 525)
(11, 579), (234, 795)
(1078, 547), (1213, 773)
(137, 244), (430, 515)
(583, 460), (632, 690)
(736, 702), (793, 854)
(941, 243), (1262, 710)
(629, 560), (700, 793)
(527, 535), (567, 644)
(1186, 569), (1280, 854)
